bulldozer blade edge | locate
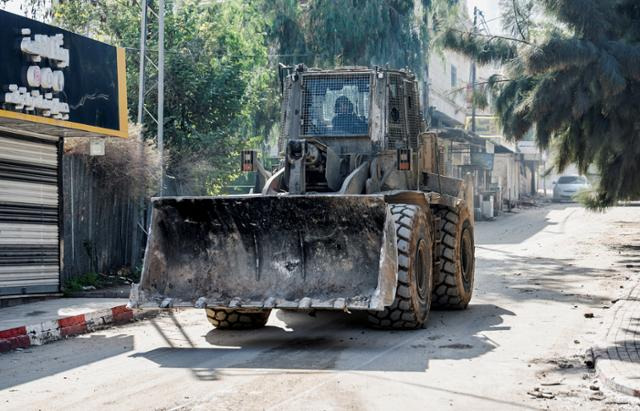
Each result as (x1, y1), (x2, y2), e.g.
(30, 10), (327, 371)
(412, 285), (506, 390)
(130, 195), (398, 311)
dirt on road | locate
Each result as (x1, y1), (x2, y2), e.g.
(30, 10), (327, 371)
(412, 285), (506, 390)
(2, 203), (640, 410)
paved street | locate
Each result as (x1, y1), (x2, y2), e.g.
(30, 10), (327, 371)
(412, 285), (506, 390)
(2, 204), (640, 410)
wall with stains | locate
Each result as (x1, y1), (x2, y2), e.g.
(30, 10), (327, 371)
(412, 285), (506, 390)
(61, 154), (145, 281)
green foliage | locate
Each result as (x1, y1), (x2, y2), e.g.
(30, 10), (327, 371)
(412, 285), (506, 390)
(63, 272), (101, 295)
(34, 0), (272, 195)
(263, 0), (438, 77)
(443, 0), (640, 208)
(442, 29), (517, 64)
(306, 0), (426, 70)
(471, 88), (489, 110)
(500, 0), (536, 41)
(18, 0), (457, 195)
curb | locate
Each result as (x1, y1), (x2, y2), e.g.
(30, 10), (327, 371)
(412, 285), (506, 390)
(0, 305), (160, 353)
(594, 349), (640, 398)
(592, 282), (640, 398)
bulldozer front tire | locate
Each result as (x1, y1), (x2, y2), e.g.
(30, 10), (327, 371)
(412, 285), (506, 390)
(367, 204), (433, 329)
(432, 206), (475, 309)
(205, 308), (271, 330)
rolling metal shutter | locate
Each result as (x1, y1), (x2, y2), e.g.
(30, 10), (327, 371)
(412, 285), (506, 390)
(0, 132), (60, 296)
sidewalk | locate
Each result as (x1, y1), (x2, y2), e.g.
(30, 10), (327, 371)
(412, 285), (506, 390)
(0, 297), (158, 353)
(593, 282), (640, 397)
(0, 298), (126, 331)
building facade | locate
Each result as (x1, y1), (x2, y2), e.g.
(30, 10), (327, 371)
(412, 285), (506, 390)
(0, 10), (127, 297)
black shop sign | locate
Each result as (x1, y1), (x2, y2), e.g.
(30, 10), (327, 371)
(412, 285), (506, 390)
(0, 10), (127, 138)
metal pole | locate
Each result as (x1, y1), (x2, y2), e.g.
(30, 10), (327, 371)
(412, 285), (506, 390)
(471, 7), (478, 133)
(157, 0), (165, 196)
(543, 159), (547, 197)
(131, 0), (149, 269)
(423, 66), (429, 127)
(137, 0), (147, 124)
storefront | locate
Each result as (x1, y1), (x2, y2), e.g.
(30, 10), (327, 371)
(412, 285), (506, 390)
(0, 10), (127, 296)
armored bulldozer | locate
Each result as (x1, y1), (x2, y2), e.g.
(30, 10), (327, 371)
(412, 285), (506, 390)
(130, 65), (475, 330)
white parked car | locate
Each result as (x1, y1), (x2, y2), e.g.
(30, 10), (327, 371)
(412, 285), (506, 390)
(552, 175), (590, 202)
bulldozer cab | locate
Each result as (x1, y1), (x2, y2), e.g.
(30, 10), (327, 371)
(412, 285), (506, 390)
(280, 66), (423, 154)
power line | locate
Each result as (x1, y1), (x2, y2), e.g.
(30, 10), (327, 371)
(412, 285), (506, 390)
(123, 46), (317, 58)
(484, 15), (502, 23)
(478, 10), (492, 35)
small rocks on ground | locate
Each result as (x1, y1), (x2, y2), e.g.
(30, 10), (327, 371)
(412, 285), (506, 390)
(527, 387), (555, 399)
(540, 381), (563, 386)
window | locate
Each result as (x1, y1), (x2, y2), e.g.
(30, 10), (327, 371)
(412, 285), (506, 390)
(301, 74), (370, 136)
(450, 64), (458, 87)
(558, 176), (587, 184)
(469, 117), (500, 136)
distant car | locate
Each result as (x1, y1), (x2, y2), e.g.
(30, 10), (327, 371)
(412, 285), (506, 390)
(552, 175), (590, 202)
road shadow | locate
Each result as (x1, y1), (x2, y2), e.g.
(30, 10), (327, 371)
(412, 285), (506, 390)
(475, 203), (579, 245)
(476, 249), (616, 305)
(131, 304), (513, 378)
(0, 334), (133, 390)
(597, 340), (640, 366)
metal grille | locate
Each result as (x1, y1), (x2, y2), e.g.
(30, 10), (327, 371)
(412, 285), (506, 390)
(278, 82), (291, 154)
(301, 74), (370, 136)
(406, 80), (421, 149)
(0, 134), (60, 296)
(387, 74), (407, 149)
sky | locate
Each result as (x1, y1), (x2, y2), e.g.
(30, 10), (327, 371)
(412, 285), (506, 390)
(2, 0), (22, 14)
(466, 0), (503, 34)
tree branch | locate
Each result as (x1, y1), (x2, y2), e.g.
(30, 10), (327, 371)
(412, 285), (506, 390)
(512, 0), (527, 41)
(449, 28), (534, 46)
(444, 78), (514, 97)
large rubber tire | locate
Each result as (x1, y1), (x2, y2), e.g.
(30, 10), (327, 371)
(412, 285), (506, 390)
(205, 308), (271, 330)
(432, 206), (475, 309)
(367, 204), (433, 329)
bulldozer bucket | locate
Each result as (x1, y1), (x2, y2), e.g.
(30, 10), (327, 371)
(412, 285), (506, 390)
(129, 195), (398, 311)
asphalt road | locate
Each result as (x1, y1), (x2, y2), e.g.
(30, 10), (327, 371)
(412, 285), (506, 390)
(2, 203), (640, 410)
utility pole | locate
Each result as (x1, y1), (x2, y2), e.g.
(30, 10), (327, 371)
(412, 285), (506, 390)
(137, 0), (165, 196)
(157, 0), (165, 196)
(471, 6), (478, 133)
(133, 0), (165, 267)
(137, 0), (147, 125)
(132, 0), (148, 270)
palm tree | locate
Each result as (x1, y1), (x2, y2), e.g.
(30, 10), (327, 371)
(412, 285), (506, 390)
(444, 0), (640, 208)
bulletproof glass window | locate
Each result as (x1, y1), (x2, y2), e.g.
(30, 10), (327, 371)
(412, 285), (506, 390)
(301, 74), (370, 136)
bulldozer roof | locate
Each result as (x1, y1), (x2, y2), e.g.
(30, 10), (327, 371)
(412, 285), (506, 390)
(296, 65), (417, 79)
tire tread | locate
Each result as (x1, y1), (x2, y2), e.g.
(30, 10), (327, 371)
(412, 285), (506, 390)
(432, 206), (474, 310)
(206, 308), (271, 330)
(367, 204), (430, 329)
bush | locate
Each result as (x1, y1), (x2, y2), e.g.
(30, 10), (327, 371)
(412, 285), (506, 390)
(64, 124), (161, 197)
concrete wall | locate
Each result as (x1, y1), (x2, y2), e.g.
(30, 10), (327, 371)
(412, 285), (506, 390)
(492, 153), (520, 205)
(429, 51), (471, 125)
